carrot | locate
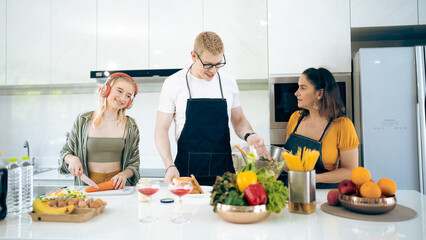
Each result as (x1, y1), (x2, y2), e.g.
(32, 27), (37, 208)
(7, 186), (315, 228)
(85, 179), (115, 193)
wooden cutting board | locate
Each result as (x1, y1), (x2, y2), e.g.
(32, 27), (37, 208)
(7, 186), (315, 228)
(320, 203), (417, 222)
(72, 186), (135, 196)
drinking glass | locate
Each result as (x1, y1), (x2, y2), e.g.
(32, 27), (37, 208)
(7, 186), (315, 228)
(169, 181), (193, 224)
(137, 180), (160, 223)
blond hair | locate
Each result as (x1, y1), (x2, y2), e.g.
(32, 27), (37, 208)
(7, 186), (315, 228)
(92, 76), (135, 128)
(194, 31), (224, 56)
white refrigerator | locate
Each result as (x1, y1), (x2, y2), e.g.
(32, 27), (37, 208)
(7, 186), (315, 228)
(353, 46), (426, 194)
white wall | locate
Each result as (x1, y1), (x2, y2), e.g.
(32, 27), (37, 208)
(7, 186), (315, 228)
(0, 88), (269, 169)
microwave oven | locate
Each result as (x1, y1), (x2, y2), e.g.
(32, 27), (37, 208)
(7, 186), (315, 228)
(269, 74), (353, 145)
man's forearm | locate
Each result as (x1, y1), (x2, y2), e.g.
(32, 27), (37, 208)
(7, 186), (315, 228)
(231, 107), (255, 140)
(155, 130), (174, 167)
(234, 118), (254, 140)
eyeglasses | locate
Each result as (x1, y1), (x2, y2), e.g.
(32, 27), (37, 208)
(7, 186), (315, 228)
(195, 52), (226, 69)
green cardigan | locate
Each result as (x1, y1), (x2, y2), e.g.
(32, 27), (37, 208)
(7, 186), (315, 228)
(59, 111), (141, 186)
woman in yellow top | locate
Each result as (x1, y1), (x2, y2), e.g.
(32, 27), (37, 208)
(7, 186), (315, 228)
(284, 67), (359, 188)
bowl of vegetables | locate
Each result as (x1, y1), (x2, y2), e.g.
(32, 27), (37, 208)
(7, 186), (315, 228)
(210, 164), (288, 224)
(239, 145), (287, 178)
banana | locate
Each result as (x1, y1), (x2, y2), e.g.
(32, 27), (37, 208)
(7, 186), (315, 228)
(33, 198), (74, 215)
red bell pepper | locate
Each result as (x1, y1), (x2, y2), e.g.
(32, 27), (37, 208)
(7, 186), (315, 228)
(244, 183), (267, 206)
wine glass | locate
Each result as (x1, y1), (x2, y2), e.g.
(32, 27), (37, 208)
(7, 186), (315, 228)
(137, 180), (160, 223)
(168, 181), (193, 224)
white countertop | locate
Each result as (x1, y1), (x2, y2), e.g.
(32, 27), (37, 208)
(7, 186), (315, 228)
(33, 169), (73, 180)
(0, 189), (425, 240)
(33, 169), (165, 186)
(33, 169), (74, 186)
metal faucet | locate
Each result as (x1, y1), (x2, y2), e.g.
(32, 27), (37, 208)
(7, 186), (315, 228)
(23, 140), (30, 157)
(23, 141), (37, 166)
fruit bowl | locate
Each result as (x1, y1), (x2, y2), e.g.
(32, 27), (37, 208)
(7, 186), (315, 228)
(216, 203), (271, 224)
(339, 194), (397, 214)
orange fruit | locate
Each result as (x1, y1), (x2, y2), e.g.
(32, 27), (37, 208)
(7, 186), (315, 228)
(350, 167), (371, 186)
(377, 178), (397, 196)
(359, 182), (382, 198)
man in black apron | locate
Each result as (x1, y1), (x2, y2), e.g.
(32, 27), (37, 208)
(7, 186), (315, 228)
(155, 32), (266, 186)
(173, 68), (234, 185)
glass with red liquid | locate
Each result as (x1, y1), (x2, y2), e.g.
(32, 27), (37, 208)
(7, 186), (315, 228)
(169, 181), (193, 224)
(137, 180), (160, 223)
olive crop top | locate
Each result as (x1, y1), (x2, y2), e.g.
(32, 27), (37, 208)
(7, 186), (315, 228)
(87, 138), (125, 162)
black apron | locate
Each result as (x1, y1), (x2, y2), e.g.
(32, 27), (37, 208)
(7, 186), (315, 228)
(174, 68), (234, 186)
(284, 115), (339, 189)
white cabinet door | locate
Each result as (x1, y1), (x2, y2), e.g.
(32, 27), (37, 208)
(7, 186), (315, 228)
(7, 0), (50, 85)
(269, 0), (351, 75)
(52, 0), (96, 84)
(149, 0), (202, 69)
(0, 0), (5, 85)
(351, 0), (418, 27)
(204, 0), (268, 80)
(420, 0), (426, 24)
(97, 0), (149, 71)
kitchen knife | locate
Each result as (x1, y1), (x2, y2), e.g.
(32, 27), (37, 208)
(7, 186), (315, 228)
(79, 171), (99, 188)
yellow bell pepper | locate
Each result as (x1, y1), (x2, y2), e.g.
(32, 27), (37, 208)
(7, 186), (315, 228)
(236, 171), (257, 192)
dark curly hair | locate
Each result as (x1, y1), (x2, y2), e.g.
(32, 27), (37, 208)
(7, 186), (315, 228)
(300, 67), (346, 120)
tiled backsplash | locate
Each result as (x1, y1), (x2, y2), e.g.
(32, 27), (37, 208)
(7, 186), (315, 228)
(0, 89), (269, 169)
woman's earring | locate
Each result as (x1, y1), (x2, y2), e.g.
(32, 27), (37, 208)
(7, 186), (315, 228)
(313, 101), (319, 110)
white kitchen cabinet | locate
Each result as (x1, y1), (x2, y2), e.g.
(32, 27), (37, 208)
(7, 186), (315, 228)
(52, 0), (96, 84)
(0, 0), (5, 85)
(268, 0), (351, 75)
(97, 0), (149, 71)
(6, 0), (50, 85)
(350, 0), (418, 27)
(203, 0), (268, 80)
(420, 0), (426, 24)
(149, 0), (202, 69)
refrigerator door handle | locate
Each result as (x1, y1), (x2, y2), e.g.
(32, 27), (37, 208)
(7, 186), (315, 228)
(415, 46), (426, 195)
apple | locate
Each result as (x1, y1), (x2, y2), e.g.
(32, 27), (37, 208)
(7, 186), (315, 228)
(338, 179), (357, 195)
(327, 189), (341, 206)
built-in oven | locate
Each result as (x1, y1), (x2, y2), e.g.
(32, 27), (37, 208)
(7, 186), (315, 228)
(269, 74), (353, 145)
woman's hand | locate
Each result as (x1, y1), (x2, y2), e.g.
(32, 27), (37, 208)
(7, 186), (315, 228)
(66, 155), (83, 176)
(164, 167), (179, 184)
(247, 134), (268, 156)
(111, 171), (129, 189)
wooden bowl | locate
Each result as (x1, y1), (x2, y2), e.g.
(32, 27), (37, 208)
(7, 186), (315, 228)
(216, 203), (271, 224)
(339, 194), (397, 214)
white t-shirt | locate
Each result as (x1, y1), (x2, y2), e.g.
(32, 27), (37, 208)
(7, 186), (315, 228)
(158, 68), (241, 141)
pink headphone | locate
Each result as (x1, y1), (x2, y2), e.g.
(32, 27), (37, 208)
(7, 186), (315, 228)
(98, 72), (138, 109)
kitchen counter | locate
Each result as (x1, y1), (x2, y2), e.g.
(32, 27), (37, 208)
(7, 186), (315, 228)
(33, 168), (165, 186)
(33, 169), (74, 186)
(0, 189), (425, 240)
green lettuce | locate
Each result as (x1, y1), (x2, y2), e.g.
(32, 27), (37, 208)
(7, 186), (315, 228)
(256, 168), (289, 213)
